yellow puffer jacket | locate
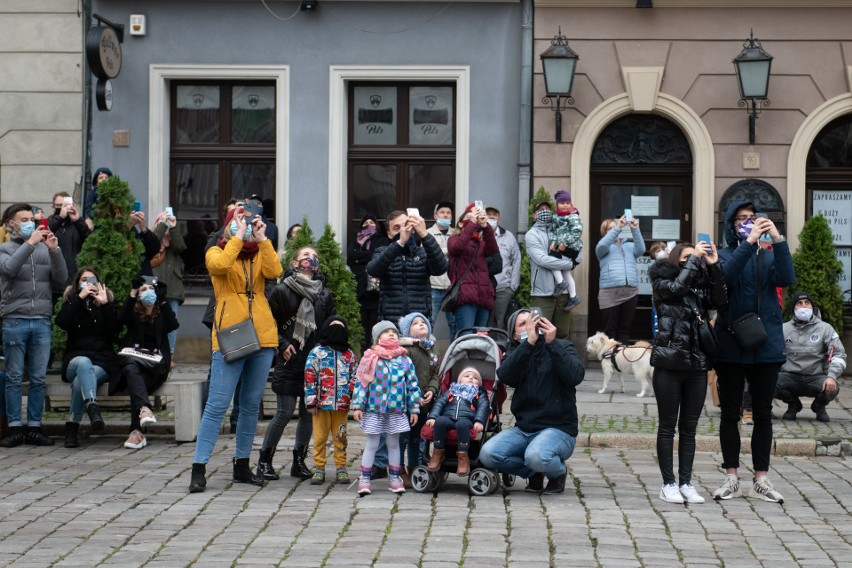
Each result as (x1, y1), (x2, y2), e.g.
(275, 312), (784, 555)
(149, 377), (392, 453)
(207, 237), (283, 352)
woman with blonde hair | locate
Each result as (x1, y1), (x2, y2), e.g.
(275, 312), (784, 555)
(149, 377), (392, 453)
(595, 215), (645, 343)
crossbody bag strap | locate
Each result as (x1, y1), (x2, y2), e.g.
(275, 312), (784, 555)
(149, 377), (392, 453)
(727, 245), (764, 325)
(456, 242), (480, 286)
(242, 259), (254, 321)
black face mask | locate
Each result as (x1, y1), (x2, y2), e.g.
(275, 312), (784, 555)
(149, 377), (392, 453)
(318, 321), (349, 352)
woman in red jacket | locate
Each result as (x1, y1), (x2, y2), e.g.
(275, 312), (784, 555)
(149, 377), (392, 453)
(447, 203), (500, 335)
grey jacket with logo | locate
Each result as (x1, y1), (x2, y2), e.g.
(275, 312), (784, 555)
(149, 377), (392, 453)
(526, 220), (574, 297)
(0, 239), (68, 319)
(494, 226), (521, 292)
(781, 312), (847, 379)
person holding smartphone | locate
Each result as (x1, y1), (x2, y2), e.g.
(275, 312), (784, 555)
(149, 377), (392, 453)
(712, 201), (794, 504)
(49, 192), (91, 297)
(595, 213), (646, 344)
(478, 308), (585, 494)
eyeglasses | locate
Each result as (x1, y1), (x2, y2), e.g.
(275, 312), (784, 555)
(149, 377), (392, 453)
(735, 215), (756, 222)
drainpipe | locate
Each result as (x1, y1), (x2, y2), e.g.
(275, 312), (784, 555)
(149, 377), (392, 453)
(517, 0), (533, 237)
(81, 0), (93, 205)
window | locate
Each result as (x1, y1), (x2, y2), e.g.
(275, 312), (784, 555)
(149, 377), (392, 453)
(347, 82), (455, 239)
(170, 80), (276, 295)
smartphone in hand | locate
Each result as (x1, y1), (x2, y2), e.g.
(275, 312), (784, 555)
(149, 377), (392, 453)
(755, 213), (772, 241)
(474, 200), (484, 211)
(38, 219), (50, 229)
(243, 201), (262, 222)
(133, 200), (142, 212)
(624, 209), (633, 222)
(406, 207), (420, 217)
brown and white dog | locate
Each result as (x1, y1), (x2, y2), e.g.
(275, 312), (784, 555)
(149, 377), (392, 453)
(586, 332), (654, 398)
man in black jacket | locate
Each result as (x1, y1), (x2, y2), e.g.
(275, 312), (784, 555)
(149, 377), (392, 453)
(48, 192), (90, 296)
(478, 308), (585, 494)
(367, 209), (448, 323)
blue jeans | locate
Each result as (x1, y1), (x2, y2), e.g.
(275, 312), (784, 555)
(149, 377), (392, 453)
(478, 426), (576, 479)
(193, 347), (274, 463)
(67, 356), (110, 423)
(431, 289), (457, 339)
(167, 299), (179, 355)
(454, 303), (490, 335)
(2, 318), (52, 427)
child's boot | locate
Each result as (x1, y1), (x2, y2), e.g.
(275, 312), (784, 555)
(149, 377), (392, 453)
(428, 448), (445, 472)
(388, 465), (406, 493)
(310, 468), (326, 485)
(456, 451), (471, 477)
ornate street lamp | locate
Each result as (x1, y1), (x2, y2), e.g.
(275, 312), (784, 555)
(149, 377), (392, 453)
(540, 27), (579, 143)
(733, 30), (773, 145)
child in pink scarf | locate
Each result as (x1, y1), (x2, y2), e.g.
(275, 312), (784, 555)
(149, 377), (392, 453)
(352, 321), (421, 496)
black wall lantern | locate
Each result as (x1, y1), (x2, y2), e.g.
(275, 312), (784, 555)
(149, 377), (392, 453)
(733, 30), (773, 145)
(540, 27), (578, 144)
(85, 13), (124, 111)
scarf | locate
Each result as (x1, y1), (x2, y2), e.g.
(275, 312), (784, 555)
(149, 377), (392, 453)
(317, 315), (350, 352)
(217, 235), (259, 260)
(283, 273), (323, 349)
(356, 338), (408, 386)
(449, 382), (479, 403)
(356, 225), (377, 248)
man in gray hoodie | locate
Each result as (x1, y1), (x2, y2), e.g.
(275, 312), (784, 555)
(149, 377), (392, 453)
(776, 291), (846, 423)
(0, 203), (68, 447)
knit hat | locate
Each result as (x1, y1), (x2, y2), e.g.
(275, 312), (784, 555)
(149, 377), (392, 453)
(505, 308), (531, 346)
(464, 202), (477, 215)
(555, 190), (571, 203)
(789, 291), (815, 310)
(398, 312), (431, 339)
(372, 320), (399, 344)
(433, 201), (454, 217)
(459, 366), (482, 384)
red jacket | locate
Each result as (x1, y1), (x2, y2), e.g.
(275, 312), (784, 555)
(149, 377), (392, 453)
(447, 222), (499, 310)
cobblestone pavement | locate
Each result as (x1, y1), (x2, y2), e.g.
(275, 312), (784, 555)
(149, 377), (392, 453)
(10, 366), (850, 567)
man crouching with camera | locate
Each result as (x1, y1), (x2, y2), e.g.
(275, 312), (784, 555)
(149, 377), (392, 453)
(478, 308), (585, 494)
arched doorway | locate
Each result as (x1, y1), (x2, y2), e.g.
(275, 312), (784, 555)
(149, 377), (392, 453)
(717, 179), (785, 247)
(588, 114), (694, 341)
(806, 114), (852, 296)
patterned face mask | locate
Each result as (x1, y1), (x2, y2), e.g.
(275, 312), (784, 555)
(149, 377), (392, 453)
(293, 256), (319, 273)
(736, 220), (754, 241)
(535, 210), (552, 224)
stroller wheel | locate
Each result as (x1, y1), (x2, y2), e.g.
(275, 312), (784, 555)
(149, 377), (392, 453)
(411, 465), (432, 493)
(468, 468), (496, 496)
(501, 473), (515, 488)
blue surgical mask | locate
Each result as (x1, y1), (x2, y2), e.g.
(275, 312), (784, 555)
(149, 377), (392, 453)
(140, 289), (158, 305)
(519, 331), (529, 343)
(436, 218), (452, 228)
(17, 221), (35, 239)
(736, 220), (754, 241)
(230, 220), (252, 241)
(487, 219), (498, 229)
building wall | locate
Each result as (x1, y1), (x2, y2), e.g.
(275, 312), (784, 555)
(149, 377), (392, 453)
(0, 0), (83, 213)
(533, 5), (852, 342)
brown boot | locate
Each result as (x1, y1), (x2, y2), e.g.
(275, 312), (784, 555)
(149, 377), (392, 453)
(456, 451), (470, 477)
(428, 448), (445, 472)
(400, 467), (412, 489)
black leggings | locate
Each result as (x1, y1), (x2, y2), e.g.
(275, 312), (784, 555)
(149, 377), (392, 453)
(716, 362), (780, 472)
(653, 368), (707, 486)
(432, 416), (473, 451)
(123, 361), (164, 432)
(600, 295), (639, 344)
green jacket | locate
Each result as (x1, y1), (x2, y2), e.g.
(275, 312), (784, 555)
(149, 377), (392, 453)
(401, 338), (441, 405)
(152, 222), (187, 303)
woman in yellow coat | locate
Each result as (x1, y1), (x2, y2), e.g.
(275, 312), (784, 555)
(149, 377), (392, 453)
(189, 206), (282, 493)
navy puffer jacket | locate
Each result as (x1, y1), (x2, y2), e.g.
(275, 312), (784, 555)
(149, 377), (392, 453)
(716, 200), (795, 365)
(366, 234), (448, 323)
(428, 386), (490, 425)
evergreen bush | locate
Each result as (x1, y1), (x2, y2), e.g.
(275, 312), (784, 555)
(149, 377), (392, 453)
(788, 214), (845, 332)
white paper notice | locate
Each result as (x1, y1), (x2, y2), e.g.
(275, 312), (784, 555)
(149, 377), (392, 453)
(636, 256), (653, 296)
(837, 248), (852, 292)
(631, 196), (659, 217)
(652, 219), (681, 240)
(812, 190), (852, 246)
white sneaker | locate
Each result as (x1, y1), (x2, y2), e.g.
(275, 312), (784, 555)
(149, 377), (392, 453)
(679, 483), (706, 504)
(139, 407), (157, 426)
(749, 476), (784, 504)
(712, 474), (742, 500)
(659, 483), (685, 503)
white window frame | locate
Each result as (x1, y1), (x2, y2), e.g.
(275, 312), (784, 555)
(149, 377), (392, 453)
(328, 65), (470, 242)
(148, 64), (289, 234)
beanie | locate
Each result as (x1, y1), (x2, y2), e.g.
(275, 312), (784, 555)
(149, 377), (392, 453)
(789, 291), (815, 311)
(398, 312), (431, 339)
(505, 308), (531, 346)
(554, 190), (571, 203)
(372, 320), (399, 344)
(459, 366), (482, 383)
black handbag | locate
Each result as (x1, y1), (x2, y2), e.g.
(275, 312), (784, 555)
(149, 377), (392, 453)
(728, 250), (768, 352)
(215, 260), (262, 363)
(686, 295), (718, 356)
(441, 242), (479, 313)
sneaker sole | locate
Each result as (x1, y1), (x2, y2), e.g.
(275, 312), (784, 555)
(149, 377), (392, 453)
(712, 491), (742, 501)
(659, 494), (685, 504)
(124, 439), (147, 449)
(140, 417), (157, 426)
(388, 488), (406, 494)
(747, 492), (783, 504)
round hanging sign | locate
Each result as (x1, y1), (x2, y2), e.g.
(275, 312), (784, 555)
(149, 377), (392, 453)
(86, 26), (122, 79)
(96, 79), (113, 111)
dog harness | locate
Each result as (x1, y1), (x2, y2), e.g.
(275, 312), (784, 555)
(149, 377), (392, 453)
(602, 345), (624, 372)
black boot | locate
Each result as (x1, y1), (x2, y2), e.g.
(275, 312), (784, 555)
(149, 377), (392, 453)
(543, 472), (567, 495)
(525, 472), (544, 493)
(0, 426), (25, 448)
(782, 399), (802, 421)
(85, 400), (105, 431)
(290, 445), (312, 480)
(233, 457), (265, 487)
(257, 448), (280, 481)
(811, 401), (830, 423)
(25, 426), (55, 446)
(189, 463), (207, 493)
(64, 422), (80, 448)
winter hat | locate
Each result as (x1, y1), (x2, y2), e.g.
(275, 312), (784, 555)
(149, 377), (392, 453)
(505, 308), (531, 346)
(459, 366), (482, 384)
(434, 201), (454, 217)
(555, 190), (571, 203)
(398, 312), (431, 339)
(372, 320), (399, 344)
(464, 202), (477, 215)
(788, 291), (815, 311)
(91, 167), (113, 187)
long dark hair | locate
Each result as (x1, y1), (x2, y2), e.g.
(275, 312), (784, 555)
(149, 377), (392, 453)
(668, 242), (695, 266)
(63, 266), (114, 302)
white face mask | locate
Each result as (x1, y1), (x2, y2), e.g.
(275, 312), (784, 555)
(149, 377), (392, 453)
(487, 218), (498, 229)
(655, 251), (668, 260)
(794, 307), (813, 321)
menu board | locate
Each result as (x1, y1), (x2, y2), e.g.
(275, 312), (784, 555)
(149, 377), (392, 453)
(812, 190), (852, 246)
(837, 248), (851, 293)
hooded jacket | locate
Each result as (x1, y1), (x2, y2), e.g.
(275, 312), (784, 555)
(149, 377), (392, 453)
(447, 221), (500, 310)
(781, 311), (847, 379)
(716, 200), (795, 364)
(649, 255), (727, 372)
(303, 344), (357, 411)
(0, 238), (68, 318)
(595, 224), (646, 289)
(428, 385), (490, 425)
(347, 216), (389, 308)
(498, 309), (585, 436)
(366, 232), (448, 322)
(493, 226), (521, 292)
(525, 220), (575, 297)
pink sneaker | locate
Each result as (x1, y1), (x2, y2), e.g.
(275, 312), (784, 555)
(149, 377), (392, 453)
(388, 475), (406, 494)
(357, 479), (371, 496)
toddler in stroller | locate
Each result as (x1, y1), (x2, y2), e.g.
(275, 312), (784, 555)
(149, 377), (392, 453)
(425, 367), (489, 476)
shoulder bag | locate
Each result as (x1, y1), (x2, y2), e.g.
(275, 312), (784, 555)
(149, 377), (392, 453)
(728, 249), (768, 351)
(441, 242), (479, 313)
(215, 260), (262, 363)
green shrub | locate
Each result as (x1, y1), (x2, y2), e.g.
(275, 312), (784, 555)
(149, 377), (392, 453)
(788, 214), (844, 332)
